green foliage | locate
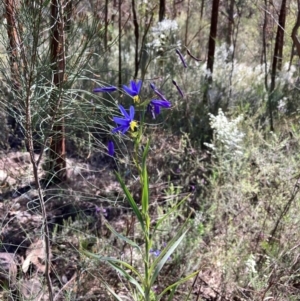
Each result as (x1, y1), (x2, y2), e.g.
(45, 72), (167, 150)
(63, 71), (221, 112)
(1, 1), (300, 300)
(198, 111), (300, 299)
(84, 126), (197, 301)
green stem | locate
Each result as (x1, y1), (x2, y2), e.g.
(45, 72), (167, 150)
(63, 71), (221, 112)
(132, 102), (153, 300)
(144, 220), (151, 300)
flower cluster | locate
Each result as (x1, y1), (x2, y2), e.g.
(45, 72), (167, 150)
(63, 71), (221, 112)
(201, 43), (297, 99)
(149, 249), (160, 257)
(112, 105), (138, 134)
(92, 48), (193, 157)
(150, 248), (171, 260)
(205, 108), (244, 157)
(123, 80), (142, 104)
(93, 79), (172, 156)
(277, 97), (287, 113)
(147, 19), (180, 50)
(151, 19), (178, 34)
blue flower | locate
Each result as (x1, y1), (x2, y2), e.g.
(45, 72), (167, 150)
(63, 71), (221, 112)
(150, 83), (156, 90)
(150, 83), (168, 101)
(123, 80), (142, 103)
(93, 86), (117, 93)
(112, 105), (138, 134)
(175, 49), (187, 68)
(151, 99), (171, 111)
(108, 141), (115, 156)
(148, 99), (171, 119)
(172, 80), (184, 97)
(150, 249), (171, 260)
(150, 249), (161, 257)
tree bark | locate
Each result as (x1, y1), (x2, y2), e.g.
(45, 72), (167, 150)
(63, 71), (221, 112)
(132, 0), (139, 79)
(206, 0), (220, 76)
(225, 0), (235, 47)
(262, 0), (269, 90)
(48, 0), (67, 182)
(200, 0), (205, 20)
(184, 0), (190, 46)
(276, 0), (287, 72)
(4, 0), (21, 88)
(291, 0), (300, 59)
(118, 0), (122, 89)
(270, 0), (287, 88)
(269, 0), (287, 131)
(159, 0), (166, 21)
(104, 0), (109, 51)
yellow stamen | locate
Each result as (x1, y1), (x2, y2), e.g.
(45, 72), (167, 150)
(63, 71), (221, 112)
(130, 120), (138, 131)
(133, 95), (140, 103)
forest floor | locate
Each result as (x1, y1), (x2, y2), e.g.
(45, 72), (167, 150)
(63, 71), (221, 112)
(0, 132), (218, 301)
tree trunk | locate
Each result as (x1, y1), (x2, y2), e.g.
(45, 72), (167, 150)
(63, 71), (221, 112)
(225, 0), (235, 47)
(4, 0), (21, 88)
(269, 0), (287, 131)
(206, 0), (220, 76)
(48, 0), (66, 182)
(104, 0), (109, 51)
(291, 0), (300, 59)
(276, 0), (287, 72)
(270, 0), (287, 90)
(159, 0), (166, 21)
(262, 0), (269, 90)
(184, 0), (190, 46)
(200, 0), (205, 20)
(118, 0), (122, 89)
(4, 0), (26, 150)
(132, 0), (139, 79)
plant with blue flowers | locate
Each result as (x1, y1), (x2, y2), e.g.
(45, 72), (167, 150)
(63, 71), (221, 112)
(123, 80), (143, 104)
(112, 105), (138, 134)
(85, 74), (197, 301)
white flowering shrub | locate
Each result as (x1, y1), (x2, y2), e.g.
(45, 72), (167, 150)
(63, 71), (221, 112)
(277, 63), (297, 87)
(194, 44), (297, 107)
(205, 108), (244, 157)
(245, 254), (257, 275)
(146, 19), (180, 51)
(202, 44), (268, 101)
(277, 97), (288, 113)
(151, 19), (179, 34)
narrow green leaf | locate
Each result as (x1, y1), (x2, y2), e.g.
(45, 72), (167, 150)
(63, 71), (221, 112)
(142, 140), (150, 168)
(166, 285), (177, 301)
(82, 250), (142, 281)
(141, 164), (149, 214)
(115, 171), (144, 231)
(104, 221), (141, 253)
(150, 230), (188, 287)
(154, 194), (190, 233)
(157, 271), (199, 300)
(105, 284), (124, 301)
(107, 261), (145, 297)
(141, 140), (150, 215)
(151, 218), (191, 272)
